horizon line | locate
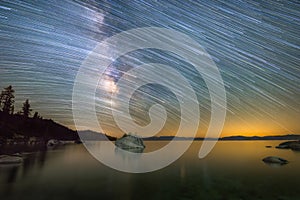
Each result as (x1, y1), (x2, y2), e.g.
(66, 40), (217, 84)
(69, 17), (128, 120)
(77, 130), (300, 140)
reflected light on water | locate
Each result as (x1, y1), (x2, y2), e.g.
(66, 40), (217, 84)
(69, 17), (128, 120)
(0, 141), (300, 200)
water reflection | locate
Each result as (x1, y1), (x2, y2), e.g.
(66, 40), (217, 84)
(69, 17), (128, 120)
(263, 162), (288, 168)
(0, 144), (49, 185)
(0, 144), (47, 155)
(0, 141), (299, 200)
(21, 151), (48, 178)
(37, 151), (47, 168)
(115, 147), (144, 154)
(5, 165), (19, 183)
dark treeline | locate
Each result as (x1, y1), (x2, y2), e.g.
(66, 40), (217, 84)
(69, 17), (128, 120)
(0, 85), (78, 143)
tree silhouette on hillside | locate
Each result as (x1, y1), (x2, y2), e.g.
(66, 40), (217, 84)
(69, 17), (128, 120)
(0, 85), (15, 114)
(0, 85), (79, 141)
(33, 111), (42, 119)
(21, 99), (32, 117)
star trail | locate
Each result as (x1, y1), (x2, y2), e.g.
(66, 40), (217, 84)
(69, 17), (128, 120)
(0, 0), (299, 136)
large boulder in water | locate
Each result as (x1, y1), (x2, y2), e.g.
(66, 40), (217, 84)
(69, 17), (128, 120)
(115, 133), (145, 151)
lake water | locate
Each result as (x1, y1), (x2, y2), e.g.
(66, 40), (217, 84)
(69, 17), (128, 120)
(0, 141), (299, 200)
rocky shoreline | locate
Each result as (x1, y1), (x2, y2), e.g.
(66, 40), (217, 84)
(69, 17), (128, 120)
(0, 138), (79, 159)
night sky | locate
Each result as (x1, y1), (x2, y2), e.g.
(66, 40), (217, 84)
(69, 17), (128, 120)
(0, 0), (299, 137)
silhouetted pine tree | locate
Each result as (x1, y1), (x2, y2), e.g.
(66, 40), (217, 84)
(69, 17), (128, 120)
(21, 99), (32, 117)
(33, 111), (38, 119)
(33, 111), (41, 119)
(0, 85), (15, 114)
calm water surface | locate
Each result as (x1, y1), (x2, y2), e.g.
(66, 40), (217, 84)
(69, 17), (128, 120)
(0, 141), (299, 200)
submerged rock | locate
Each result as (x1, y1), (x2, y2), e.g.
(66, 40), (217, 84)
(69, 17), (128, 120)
(262, 156), (288, 165)
(115, 134), (145, 151)
(0, 155), (23, 164)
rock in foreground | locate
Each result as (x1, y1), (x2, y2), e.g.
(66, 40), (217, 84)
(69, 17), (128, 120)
(115, 134), (145, 151)
(262, 156), (288, 165)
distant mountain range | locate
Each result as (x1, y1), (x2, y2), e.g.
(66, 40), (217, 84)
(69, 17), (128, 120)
(143, 135), (300, 141)
(218, 135), (300, 141)
(78, 130), (300, 141)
